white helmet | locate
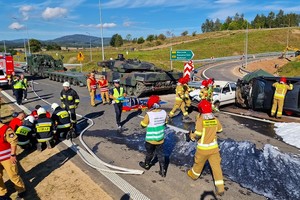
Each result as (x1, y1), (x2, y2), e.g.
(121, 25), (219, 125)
(63, 82), (70, 87)
(25, 116), (35, 124)
(51, 103), (59, 110)
(37, 107), (46, 116)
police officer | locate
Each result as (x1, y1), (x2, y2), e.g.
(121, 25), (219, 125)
(109, 79), (126, 130)
(15, 116), (35, 149)
(87, 73), (97, 107)
(0, 122), (26, 199)
(139, 95), (168, 177)
(13, 75), (23, 105)
(20, 74), (29, 101)
(51, 103), (72, 139)
(186, 100), (224, 196)
(60, 82), (80, 130)
(35, 107), (53, 151)
(271, 77), (293, 119)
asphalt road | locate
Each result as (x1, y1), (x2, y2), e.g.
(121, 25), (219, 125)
(2, 66), (298, 199)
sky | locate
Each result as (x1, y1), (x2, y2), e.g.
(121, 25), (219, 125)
(0, 0), (299, 41)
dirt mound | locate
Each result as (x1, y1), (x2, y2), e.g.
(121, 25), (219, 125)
(245, 58), (289, 75)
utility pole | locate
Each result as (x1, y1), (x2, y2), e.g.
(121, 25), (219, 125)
(98, 0), (105, 61)
(245, 23), (248, 68)
(3, 40), (6, 53)
(86, 32), (92, 62)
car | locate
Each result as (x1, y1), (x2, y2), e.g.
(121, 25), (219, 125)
(189, 80), (237, 109)
(0, 68), (8, 86)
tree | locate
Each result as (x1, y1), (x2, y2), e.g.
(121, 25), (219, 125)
(213, 18), (222, 31)
(157, 33), (166, 40)
(46, 43), (61, 51)
(125, 34), (132, 42)
(110, 34), (123, 47)
(29, 39), (42, 52)
(137, 37), (145, 44)
(192, 31), (197, 36)
(181, 30), (188, 36)
(146, 34), (155, 42)
(267, 11), (275, 28)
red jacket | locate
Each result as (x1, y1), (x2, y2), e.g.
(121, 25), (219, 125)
(9, 117), (23, 132)
(0, 124), (12, 161)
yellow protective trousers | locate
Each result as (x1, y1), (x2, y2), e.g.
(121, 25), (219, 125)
(0, 159), (25, 196)
(271, 98), (284, 118)
(100, 91), (110, 104)
(169, 99), (188, 117)
(89, 90), (96, 106)
(188, 150), (224, 193)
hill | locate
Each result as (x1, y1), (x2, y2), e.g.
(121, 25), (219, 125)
(1, 34), (111, 48)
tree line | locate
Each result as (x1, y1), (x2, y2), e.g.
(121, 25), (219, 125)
(201, 10), (300, 33)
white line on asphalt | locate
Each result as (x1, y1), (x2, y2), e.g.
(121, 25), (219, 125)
(220, 111), (276, 124)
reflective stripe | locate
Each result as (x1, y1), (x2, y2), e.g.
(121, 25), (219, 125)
(57, 123), (71, 129)
(37, 137), (53, 142)
(69, 105), (76, 109)
(194, 130), (202, 136)
(0, 149), (11, 155)
(36, 122), (52, 127)
(175, 97), (183, 101)
(67, 96), (73, 100)
(215, 180), (224, 185)
(183, 112), (188, 116)
(0, 154), (11, 160)
(192, 168), (200, 176)
(140, 121), (147, 127)
(274, 93), (285, 99)
(75, 99), (80, 103)
(57, 111), (69, 119)
(18, 140), (30, 145)
(197, 141), (218, 150)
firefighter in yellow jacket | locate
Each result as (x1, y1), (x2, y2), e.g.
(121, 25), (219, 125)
(0, 122), (26, 199)
(87, 73), (97, 107)
(186, 99), (225, 196)
(169, 78), (192, 122)
(271, 77), (293, 119)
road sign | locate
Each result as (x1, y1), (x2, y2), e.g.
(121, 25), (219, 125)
(77, 52), (84, 61)
(170, 50), (194, 60)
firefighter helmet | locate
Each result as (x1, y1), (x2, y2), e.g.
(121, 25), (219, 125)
(147, 95), (160, 109)
(280, 77), (287, 83)
(25, 116), (35, 124)
(198, 99), (212, 114)
(37, 107), (46, 116)
(202, 80), (209, 87)
(51, 103), (59, 110)
(178, 77), (186, 84)
(63, 82), (70, 87)
(208, 78), (215, 85)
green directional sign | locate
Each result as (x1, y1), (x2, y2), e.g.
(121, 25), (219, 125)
(170, 50), (194, 60)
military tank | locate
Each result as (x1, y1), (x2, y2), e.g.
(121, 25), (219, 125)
(97, 54), (183, 97)
(26, 54), (87, 86)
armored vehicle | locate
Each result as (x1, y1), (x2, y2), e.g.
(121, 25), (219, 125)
(26, 54), (87, 86)
(97, 54), (183, 97)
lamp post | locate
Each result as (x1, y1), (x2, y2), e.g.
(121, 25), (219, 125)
(98, 0), (105, 61)
(86, 32), (92, 62)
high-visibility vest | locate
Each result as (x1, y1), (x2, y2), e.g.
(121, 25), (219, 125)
(113, 87), (124, 103)
(98, 80), (108, 92)
(13, 80), (23, 89)
(0, 125), (12, 161)
(88, 78), (97, 90)
(21, 78), (28, 89)
(145, 110), (167, 142)
(55, 110), (71, 129)
(15, 126), (31, 146)
(35, 118), (53, 142)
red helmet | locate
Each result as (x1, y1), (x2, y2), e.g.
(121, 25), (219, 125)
(280, 77), (287, 83)
(202, 80), (209, 87)
(198, 100), (212, 114)
(178, 77), (186, 84)
(183, 76), (190, 83)
(208, 78), (214, 85)
(147, 95), (160, 109)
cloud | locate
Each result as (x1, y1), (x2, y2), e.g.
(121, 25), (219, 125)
(19, 5), (34, 21)
(79, 23), (117, 28)
(123, 21), (135, 27)
(8, 22), (25, 30)
(214, 0), (239, 4)
(42, 7), (68, 20)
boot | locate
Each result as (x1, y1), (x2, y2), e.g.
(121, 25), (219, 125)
(139, 161), (151, 170)
(46, 140), (52, 149)
(36, 143), (42, 152)
(159, 163), (166, 177)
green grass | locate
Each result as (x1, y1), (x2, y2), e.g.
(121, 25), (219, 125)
(279, 60), (300, 77)
(14, 27), (300, 72)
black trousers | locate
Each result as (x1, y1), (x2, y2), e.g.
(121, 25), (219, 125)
(113, 103), (123, 126)
(68, 108), (77, 124)
(23, 88), (27, 99)
(145, 142), (165, 165)
(15, 89), (23, 105)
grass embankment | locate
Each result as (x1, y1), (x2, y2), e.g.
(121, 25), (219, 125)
(279, 60), (300, 77)
(14, 27), (300, 72)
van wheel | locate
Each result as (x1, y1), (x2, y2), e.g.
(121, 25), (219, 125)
(214, 102), (220, 111)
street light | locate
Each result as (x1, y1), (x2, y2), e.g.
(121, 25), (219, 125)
(86, 32), (92, 62)
(98, 0), (105, 61)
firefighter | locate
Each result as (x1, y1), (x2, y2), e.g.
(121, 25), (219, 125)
(0, 122), (26, 199)
(187, 99), (224, 196)
(15, 116), (35, 149)
(139, 95), (168, 177)
(20, 74), (29, 101)
(9, 111), (26, 132)
(98, 75), (110, 105)
(169, 77), (192, 122)
(30, 105), (51, 120)
(60, 82), (80, 130)
(207, 78), (215, 102)
(35, 107), (53, 151)
(182, 76), (193, 113)
(87, 73), (97, 107)
(51, 103), (72, 139)
(271, 77), (293, 119)
(199, 79), (209, 100)
(13, 75), (23, 105)
(109, 79), (126, 130)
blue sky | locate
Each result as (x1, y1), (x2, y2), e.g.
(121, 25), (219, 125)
(0, 0), (299, 40)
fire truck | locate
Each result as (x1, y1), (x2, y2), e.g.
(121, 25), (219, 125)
(0, 53), (14, 86)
